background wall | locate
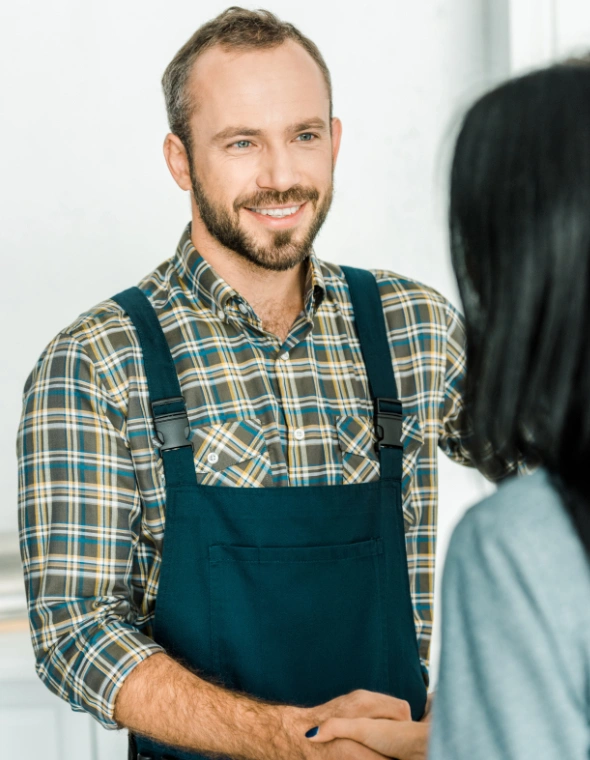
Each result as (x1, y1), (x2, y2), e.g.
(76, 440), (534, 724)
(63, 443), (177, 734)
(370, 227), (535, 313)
(1, 0), (589, 755)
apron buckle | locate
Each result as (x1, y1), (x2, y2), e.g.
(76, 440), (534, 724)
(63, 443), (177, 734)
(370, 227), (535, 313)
(152, 397), (193, 452)
(374, 398), (403, 450)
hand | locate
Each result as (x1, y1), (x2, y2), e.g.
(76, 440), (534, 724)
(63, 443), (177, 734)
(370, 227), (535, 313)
(300, 690), (434, 760)
(306, 717), (428, 760)
(281, 689), (417, 760)
(308, 687), (414, 725)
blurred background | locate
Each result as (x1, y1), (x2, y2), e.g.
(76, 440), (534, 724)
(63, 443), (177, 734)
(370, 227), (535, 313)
(1, 0), (588, 756)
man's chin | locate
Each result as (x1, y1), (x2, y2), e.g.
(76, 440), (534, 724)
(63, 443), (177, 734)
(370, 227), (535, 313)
(235, 228), (311, 271)
(240, 247), (310, 272)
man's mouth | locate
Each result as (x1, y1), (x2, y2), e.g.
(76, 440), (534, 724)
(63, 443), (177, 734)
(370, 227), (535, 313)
(246, 205), (303, 218)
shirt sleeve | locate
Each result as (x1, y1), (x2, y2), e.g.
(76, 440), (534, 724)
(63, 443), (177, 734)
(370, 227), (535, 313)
(17, 331), (164, 729)
(428, 501), (590, 760)
(437, 302), (477, 467)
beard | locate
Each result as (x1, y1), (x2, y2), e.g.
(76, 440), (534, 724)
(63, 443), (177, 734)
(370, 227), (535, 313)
(187, 152), (334, 272)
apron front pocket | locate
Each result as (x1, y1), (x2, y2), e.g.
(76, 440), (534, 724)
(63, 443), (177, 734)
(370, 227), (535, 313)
(208, 537), (389, 706)
(191, 418), (273, 487)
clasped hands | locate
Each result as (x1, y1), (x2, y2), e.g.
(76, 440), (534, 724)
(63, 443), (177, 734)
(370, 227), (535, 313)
(283, 689), (432, 760)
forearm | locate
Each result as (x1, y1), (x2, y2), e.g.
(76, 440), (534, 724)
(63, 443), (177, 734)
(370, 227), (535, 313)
(114, 651), (306, 759)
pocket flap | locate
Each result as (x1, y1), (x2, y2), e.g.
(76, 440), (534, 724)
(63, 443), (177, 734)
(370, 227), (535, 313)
(401, 414), (423, 457)
(336, 413), (423, 457)
(336, 415), (376, 457)
(191, 419), (266, 473)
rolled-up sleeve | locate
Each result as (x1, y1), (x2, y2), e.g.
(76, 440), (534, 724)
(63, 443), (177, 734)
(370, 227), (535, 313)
(17, 331), (164, 729)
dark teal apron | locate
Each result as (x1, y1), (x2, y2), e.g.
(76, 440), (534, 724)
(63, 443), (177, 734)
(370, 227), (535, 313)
(113, 266), (427, 760)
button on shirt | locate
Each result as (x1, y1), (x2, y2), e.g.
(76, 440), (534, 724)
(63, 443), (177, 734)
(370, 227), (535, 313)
(17, 224), (510, 728)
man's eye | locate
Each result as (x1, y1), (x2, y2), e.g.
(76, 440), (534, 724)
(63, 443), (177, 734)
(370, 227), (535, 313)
(297, 133), (316, 142)
(232, 140), (252, 149)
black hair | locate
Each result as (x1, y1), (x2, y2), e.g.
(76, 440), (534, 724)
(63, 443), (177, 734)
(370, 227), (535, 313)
(449, 59), (590, 555)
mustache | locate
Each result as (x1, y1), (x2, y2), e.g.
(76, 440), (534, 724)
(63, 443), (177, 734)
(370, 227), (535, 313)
(236, 186), (320, 211)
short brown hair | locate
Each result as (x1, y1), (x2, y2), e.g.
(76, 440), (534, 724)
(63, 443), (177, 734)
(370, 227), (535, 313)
(162, 6), (333, 150)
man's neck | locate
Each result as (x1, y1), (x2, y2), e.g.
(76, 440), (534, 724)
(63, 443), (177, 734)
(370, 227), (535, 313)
(190, 227), (307, 344)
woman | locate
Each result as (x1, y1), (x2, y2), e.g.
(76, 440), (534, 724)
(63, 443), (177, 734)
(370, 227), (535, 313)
(306, 59), (590, 758)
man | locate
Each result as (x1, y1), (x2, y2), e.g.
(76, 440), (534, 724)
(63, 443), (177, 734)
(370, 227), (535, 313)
(17, 8), (495, 760)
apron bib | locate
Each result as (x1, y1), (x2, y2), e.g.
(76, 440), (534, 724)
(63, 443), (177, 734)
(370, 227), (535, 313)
(113, 266), (427, 760)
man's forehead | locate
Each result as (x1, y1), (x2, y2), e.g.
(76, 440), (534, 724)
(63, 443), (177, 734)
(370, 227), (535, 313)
(188, 41), (329, 126)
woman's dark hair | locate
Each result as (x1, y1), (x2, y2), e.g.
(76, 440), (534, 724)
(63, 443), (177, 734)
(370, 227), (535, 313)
(450, 59), (590, 555)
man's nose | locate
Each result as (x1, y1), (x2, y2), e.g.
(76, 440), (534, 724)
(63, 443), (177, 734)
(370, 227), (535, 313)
(255, 144), (301, 193)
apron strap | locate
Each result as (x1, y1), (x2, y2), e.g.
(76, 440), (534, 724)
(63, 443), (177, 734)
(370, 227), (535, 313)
(112, 287), (196, 488)
(340, 267), (403, 481)
(113, 274), (402, 485)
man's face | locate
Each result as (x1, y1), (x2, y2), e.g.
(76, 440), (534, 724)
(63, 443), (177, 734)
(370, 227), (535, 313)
(183, 41), (340, 271)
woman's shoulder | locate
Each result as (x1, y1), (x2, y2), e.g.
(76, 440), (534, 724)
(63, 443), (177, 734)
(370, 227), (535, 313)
(452, 467), (576, 549)
(447, 467), (590, 630)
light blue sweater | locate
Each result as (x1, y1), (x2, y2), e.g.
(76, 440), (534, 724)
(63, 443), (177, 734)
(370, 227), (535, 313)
(428, 468), (590, 759)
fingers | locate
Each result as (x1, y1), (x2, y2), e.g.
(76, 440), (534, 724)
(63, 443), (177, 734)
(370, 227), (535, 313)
(328, 689), (412, 722)
(307, 717), (378, 744)
(313, 736), (392, 760)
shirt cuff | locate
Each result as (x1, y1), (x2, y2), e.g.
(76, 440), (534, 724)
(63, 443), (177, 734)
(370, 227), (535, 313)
(34, 617), (165, 730)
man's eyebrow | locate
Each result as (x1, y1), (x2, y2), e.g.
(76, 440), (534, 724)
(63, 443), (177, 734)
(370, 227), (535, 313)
(213, 127), (263, 142)
(212, 119), (329, 143)
(288, 119), (328, 133)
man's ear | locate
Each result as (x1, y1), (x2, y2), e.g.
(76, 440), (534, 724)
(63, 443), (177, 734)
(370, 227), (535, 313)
(330, 117), (343, 167)
(163, 133), (192, 191)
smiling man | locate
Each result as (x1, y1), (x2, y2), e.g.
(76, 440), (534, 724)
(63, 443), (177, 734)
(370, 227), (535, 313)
(163, 33), (338, 344)
(18, 8), (493, 760)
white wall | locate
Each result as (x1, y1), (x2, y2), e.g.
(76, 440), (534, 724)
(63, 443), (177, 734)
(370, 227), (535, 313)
(504, 0), (590, 75)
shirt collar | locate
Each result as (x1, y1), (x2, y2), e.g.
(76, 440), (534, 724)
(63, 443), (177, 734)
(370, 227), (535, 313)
(174, 223), (326, 318)
(304, 250), (327, 316)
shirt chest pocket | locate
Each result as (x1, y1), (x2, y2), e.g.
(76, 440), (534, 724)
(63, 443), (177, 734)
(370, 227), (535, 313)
(336, 413), (424, 529)
(190, 419), (274, 487)
(336, 415), (380, 485)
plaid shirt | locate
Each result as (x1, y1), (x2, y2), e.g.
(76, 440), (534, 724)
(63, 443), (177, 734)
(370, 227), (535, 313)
(17, 224), (495, 729)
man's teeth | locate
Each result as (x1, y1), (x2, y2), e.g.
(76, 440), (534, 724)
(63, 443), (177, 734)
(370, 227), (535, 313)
(250, 205), (301, 218)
